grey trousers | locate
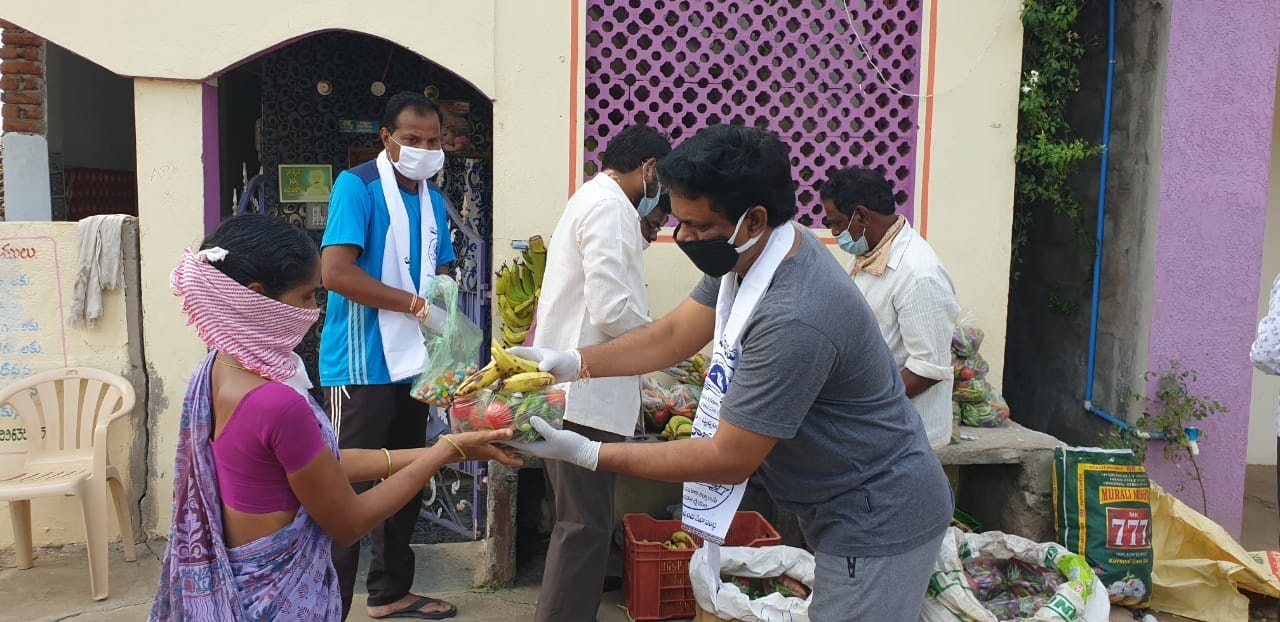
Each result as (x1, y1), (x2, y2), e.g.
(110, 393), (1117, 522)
(809, 530), (945, 622)
(534, 421), (624, 622)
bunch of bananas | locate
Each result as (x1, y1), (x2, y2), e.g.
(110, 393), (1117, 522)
(660, 415), (694, 441)
(455, 341), (556, 397)
(663, 530), (697, 550)
(495, 236), (548, 347)
(665, 353), (708, 388)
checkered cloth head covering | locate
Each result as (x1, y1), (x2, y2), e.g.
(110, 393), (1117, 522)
(169, 247), (320, 382)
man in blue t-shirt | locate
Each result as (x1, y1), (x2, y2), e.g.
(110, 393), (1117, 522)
(319, 92), (458, 621)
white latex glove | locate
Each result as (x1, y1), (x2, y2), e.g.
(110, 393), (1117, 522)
(506, 417), (601, 471)
(507, 347), (582, 384)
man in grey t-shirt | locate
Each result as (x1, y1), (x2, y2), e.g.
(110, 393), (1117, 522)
(510, 125), (953, 621)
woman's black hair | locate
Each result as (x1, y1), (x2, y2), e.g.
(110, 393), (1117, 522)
(199, 214), (319, 299)
(656, 124), (798, 227)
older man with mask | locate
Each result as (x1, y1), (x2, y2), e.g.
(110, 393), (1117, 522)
(511, 125), (953, 621)
(819, 167), (960, 450)
(532, 124), (672, 621)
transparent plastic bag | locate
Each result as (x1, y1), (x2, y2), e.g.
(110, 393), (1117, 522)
(959, 396), (1011, 428)
(953, 377), (994, 404)
(448, 385), (567, 443)
(641, 378), (702, 431)
(952, 314), (986, 358)
(410, 277), (484, 407)
(953, 353), (990, 381)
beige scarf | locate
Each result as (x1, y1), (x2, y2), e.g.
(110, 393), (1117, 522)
(851, 215), (906, 277)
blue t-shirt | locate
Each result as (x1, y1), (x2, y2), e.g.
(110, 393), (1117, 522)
(319, 160), (456, 387)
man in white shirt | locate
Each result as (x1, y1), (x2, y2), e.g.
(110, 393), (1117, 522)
(820, 167), (960, 449)
(532, 124), (671, 621)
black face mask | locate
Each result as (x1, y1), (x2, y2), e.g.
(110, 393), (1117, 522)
(674, 211), (759, 278)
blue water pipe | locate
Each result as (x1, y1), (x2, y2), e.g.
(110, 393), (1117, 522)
(1082, 0), (1166, 440)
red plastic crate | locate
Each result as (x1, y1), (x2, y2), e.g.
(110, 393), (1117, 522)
(622, 511), (781, 621)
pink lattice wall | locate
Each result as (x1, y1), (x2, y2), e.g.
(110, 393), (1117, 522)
(584, 0), (924, 225)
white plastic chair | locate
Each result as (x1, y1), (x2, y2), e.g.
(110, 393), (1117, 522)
(0, 367), (138, 600)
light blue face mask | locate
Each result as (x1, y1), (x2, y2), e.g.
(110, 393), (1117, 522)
(836, 226), (869, 256)
(637, 176), (662, 218)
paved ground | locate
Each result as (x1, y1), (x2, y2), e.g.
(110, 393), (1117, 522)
(3, 466), (1278, 621)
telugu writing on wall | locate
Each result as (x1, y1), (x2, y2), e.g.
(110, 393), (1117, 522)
(0, 237), (68, 456)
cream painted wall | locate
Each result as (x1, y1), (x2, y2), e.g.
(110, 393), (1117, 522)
(1247, 78), (1280, 465)
(490, 2), (575, 269)
(0, 221), (141, 547)
(914, 0), (1023, 390)
(0, 1), (497, 95)
(133, 80), (209, 535)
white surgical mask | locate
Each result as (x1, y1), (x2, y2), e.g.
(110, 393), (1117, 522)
(390, 137), (445, 181)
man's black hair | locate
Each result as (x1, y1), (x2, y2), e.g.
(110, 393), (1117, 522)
(600, 125), (672, 173)
(200, 214), (318, 299)
(656, 124), (797, 227)
(382, 92), (446, 131)
(819, 167), (895, 216)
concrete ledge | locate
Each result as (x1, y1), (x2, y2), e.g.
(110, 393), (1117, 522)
(937, 421), (1064, 466)
(942, 422), (1064, 543)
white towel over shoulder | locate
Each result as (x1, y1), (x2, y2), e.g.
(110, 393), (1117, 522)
(375, 151), (437, 381)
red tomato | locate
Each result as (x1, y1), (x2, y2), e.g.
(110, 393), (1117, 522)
(485, 400), (514, 429)
(960, 368), (976, 381)
(451, 398), (479, 430)
(544, 389), (566, 409)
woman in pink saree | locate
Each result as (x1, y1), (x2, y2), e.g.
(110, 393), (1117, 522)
(150, 215), (518, 620)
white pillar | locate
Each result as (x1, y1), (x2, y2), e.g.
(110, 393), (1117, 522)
(1, 132), (51, 221)
(132, 78), (207, 535)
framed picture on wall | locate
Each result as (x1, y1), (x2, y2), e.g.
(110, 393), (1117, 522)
(278, 164), (334, 203)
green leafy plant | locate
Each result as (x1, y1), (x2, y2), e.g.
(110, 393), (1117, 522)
(1103, 362), (1227, 515)
(1012, 0), (1104, 283)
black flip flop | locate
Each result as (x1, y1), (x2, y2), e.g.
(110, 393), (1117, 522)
(377, 596), (458, 620)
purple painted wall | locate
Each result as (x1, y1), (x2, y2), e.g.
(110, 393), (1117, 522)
(582, 0), (923, 226)
(202, 82), (221, 234)
(1147, 0), (1280, 536)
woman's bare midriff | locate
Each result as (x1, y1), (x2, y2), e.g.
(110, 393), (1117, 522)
(222, 505), (299, 548)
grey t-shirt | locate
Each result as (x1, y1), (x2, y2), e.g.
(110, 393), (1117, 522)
(691, 226), (953, 557)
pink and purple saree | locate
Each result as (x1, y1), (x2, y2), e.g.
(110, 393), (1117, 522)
(149, 353), (343, 621)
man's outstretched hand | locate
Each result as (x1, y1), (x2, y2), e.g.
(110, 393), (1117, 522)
(505, 417), (601, 471)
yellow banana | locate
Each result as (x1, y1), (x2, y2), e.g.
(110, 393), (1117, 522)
(504, 346), (540, 373)
(501, 324), (529, 347)
(456, 363), (502, 397)
(670, 531), (697, 548)
(503, 267), (529, 304)
(499, 371), (556, 393)
(528, 236), (547, 288)
(517, 264), (535, 297)
(514, 288), (539, 314)
(668, 415), (694, 429)
(493, 264), (509, 296)
(675, 423), (693, 437)
(490, 340), (539, 375)
(500, 301), (533, 329)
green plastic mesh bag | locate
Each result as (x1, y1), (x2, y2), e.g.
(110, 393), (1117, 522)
(410, 277), (484, 407)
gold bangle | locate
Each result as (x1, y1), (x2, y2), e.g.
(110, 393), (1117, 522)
(409, 294), (419, 315)
(381, 447), (393, 480)
(440, 434), (466, 461)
